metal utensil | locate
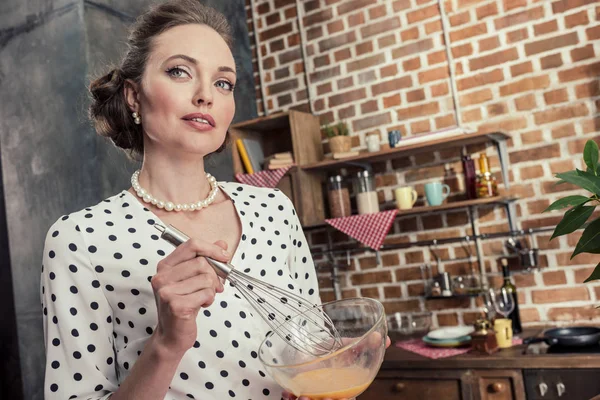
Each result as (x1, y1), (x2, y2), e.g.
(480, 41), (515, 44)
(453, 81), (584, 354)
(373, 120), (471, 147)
(154, 223), (343, 357)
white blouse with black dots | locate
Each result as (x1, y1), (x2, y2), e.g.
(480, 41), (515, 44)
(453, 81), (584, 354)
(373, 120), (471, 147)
(41, 182), (321, 400)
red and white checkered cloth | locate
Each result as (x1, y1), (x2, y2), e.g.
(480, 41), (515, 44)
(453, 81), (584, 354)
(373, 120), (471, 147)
(234, 166), (292, 188)
(325, 209), (398, 250)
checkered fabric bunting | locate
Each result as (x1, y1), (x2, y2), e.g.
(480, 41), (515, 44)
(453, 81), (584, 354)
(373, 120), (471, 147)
(325, 209), (398, 250)
(234, 166), (292, 188)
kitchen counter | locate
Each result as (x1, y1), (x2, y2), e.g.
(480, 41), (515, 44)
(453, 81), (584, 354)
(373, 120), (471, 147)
(383, 328), (600, 370)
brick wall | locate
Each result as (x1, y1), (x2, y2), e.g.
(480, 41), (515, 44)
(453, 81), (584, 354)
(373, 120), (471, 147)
(247, 0), (600, 328)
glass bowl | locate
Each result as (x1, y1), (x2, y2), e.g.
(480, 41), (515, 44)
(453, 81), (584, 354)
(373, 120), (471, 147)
(386, 311), (432, 342)
(258, 297), (387, 400)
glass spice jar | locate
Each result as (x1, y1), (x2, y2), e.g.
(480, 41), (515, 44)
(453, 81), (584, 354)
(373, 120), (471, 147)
(327, 175), (351, 218)
(354, 170), (379, 215)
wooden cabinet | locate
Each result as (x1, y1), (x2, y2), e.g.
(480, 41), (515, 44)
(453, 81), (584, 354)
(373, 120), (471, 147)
(524, 369), (600, 400)
(361, 370), (467, 400)
(229, 111), (325, 226)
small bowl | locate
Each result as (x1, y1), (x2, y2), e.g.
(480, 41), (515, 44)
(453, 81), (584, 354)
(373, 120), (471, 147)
(386, 311), (432, 342)
(258, 297), (387, 400)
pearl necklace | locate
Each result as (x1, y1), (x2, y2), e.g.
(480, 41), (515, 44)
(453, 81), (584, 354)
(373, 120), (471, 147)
(131, 170), (218, 212)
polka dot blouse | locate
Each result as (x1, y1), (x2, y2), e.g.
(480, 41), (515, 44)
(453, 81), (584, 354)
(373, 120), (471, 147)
(41, 182), (321, 400)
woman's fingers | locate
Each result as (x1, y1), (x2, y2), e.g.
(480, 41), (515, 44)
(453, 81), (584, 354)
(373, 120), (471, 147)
(158, 237), (230, 272)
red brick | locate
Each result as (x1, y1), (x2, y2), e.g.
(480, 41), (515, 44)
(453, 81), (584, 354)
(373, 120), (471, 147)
(361, 100), (378, 114)
(397, 102), (441, 119)
(327, 20), (344, 34)
(568, 135), (600, 154)
(372, 76), (412, 96)
(558, 61), (600, 82)
(438, 313), (460, 326)
(352, 112), (392, 131)
(500, 75), (550, 96)
(543, 270), (568, 285)
(334, 48), (352, 62)
(351, 270), (392, 285)
(356, 41), (374, 56)
(360, 287), (380, 298)
(576, 80), (600, 99)
(479, 36), (500, 52)
(403, 57), (421, 71)
(460, 88), (493, 106)
(504, 0), (527, 10)
(450, 10), (471, 26)
(382, 300), (421, 314)
(527, 198), (550, 214)
(575, 267), (597, 283)
(450, 22), (488, 42)
(457, 68), (504, 91)
(427, 50), (447, 65)
(368, 4), (387, 19)
(361, 17), (402, 38)
(520, 308), (541, 323)
(565, 10), (590, 28)
(470, 48), (518, 71)
(506, 27), (529, 43)
(548, 306), (599, 322)
(337, 0), (377, 15)
(544, 88), (569, 105)
(557, 251), (599, 266)
(534, 19), (558, 36)
(509, 143), (561, 163)
(477, 2), (499, 19)
(463, 108), (483, 122)
(541, 53), (563, 69)
(436, 114), (456, 129)
(260, 22), (293, 42)
(407, 283), (425, 297)
(452, 43), (473, 58)
(525, 32), (578, 56)
(418, 66), (449, 83)
(426, 297), (471, 310)
(551, 123), (576, 139)
(571, 44), (596, 62)
(401, 27), (420, 42)
(309, 65), (341, 82)
(552, 0), (598, 13)
(494, 6), (545, 30)
(383, 94), (401, 108)
(534, 103), (589, 124)
(318, 31), (357, 52)
(431, 82), (449, 97)
(406, 89), (426, 103)
(511, 61), (533, 77)
(384, 286), (403, 299)
(411, 119), (431, 134)
(306, 26), (323, 41)
(393, 0), (412, 12)
(588, 25), (600, 40)
(328, 88), (366, 107)
(392, 39), (434, 59)
(532, 287), (590, 303)
(521, 129), (543, 144)
(407, 4), (439, 24)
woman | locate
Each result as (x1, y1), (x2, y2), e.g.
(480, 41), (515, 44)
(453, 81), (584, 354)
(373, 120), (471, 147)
(41, 1), (352, 399)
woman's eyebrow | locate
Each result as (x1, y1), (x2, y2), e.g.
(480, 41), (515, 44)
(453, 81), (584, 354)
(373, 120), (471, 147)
(164, 54), (236, 75)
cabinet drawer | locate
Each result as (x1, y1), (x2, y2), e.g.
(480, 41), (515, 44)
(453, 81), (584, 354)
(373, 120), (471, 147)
(361, 378), (462, 400)
(525, 369), (600, 400)
(473, 369), (525, 400)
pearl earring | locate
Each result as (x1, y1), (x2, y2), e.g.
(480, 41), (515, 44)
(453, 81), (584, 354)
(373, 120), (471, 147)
(132, 112), (141, 125)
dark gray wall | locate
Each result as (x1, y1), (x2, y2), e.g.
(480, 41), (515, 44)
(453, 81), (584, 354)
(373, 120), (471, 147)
(0, 1), (256, 398)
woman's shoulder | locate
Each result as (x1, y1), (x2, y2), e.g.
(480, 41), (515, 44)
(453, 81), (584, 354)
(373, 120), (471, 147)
(219, 181), (291, 203)
(46, 191), (129, 235)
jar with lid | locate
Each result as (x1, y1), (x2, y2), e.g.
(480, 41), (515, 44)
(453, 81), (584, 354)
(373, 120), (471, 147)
(327, 175), (351, 218)
(354, 170), (379, 215)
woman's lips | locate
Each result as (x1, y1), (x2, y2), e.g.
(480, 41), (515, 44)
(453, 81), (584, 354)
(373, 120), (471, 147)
(182, 119), (215, 132)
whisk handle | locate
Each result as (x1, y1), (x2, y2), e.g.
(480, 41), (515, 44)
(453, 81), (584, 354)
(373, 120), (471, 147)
(153, 223), (232, 279)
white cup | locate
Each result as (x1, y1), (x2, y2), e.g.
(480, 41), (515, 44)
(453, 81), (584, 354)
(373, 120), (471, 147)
(366, 134), (381, 153)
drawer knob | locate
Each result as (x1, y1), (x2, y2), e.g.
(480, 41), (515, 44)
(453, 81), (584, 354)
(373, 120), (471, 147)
(539, 382), (548, 397)
(490, 382), (505, 393)
(557, 382), (566, 397)
(394, 383), (406, 392)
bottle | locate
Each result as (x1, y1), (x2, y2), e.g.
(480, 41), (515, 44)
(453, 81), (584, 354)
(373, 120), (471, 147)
(354, 170), (379, 215)
(327, 175), (351, 218)
(461, 152), (477, 200)
(501, 258), (522, 334)
(476, 153), (498, 198)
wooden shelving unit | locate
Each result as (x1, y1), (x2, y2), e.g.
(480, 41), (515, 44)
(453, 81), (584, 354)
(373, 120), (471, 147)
(302, 131), (510, 171)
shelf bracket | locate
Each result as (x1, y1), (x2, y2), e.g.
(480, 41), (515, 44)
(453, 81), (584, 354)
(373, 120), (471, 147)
(467, 206), (487, 288)
(504, 201), (519, 232)
(488, 132), (510, 189)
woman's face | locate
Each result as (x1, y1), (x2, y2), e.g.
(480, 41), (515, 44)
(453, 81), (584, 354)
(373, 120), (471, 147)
(130, 24), (236, 157)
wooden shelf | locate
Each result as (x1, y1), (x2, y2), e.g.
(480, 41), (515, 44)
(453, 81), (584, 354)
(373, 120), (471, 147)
(302, 131), (509, 171)
(425, 293), (482, 300)
(302, 196), (517, 230)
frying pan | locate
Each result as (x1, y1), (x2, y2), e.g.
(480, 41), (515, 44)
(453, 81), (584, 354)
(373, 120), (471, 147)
(523, 327), (600, 347)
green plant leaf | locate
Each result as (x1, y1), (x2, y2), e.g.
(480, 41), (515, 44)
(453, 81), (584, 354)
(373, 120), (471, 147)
(584, 262), (600, 283)
(584, 140), (599, 175)
(572, 217), (600, 258)
(556, 170), (600, 196)
(551, 205), (595, 239)
(544, 195), (591, 212)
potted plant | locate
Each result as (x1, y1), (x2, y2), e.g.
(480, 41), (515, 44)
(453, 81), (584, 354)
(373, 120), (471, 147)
(545, 139), (600, 283)
(325, 121), (351, 154)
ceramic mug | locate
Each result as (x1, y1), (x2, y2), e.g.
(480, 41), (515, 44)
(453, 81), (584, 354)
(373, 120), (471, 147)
(424, 182), (450, 206)
(366, 134), (381, 153)
(394, 187), (418, 210)
(494, 318), (513, 348)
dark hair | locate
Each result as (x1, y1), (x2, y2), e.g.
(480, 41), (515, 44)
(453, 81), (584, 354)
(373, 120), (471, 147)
(88, 0), (233, 161)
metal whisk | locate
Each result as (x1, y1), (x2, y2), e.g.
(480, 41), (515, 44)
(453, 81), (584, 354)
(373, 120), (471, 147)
(154, 223), (343, 357)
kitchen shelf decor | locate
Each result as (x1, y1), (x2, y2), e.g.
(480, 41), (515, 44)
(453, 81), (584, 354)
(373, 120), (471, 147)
(324, 209), (398, 251)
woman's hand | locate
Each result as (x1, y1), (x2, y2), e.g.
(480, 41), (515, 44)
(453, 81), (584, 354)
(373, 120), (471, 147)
(281, 336), (392, 400)
(150, 238), (230, 356)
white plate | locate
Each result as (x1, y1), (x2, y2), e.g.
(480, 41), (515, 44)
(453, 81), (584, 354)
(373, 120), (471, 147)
(427, 326), (475, 340)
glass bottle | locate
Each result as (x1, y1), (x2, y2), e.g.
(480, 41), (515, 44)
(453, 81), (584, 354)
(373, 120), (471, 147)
(501, 259), (522, 334)
(327, 175), (351, 218)
(461, 152), (477, 200)
(476, 153), (498, 198)
(354, 170), (379, 215)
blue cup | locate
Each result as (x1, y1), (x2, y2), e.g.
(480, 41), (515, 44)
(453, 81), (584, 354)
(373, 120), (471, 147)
(388, 130), (401, 148)
(424, 182), (450, 206)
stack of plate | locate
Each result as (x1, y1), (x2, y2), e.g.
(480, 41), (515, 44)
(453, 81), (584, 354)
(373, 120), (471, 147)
(423, 326), (475, 348)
